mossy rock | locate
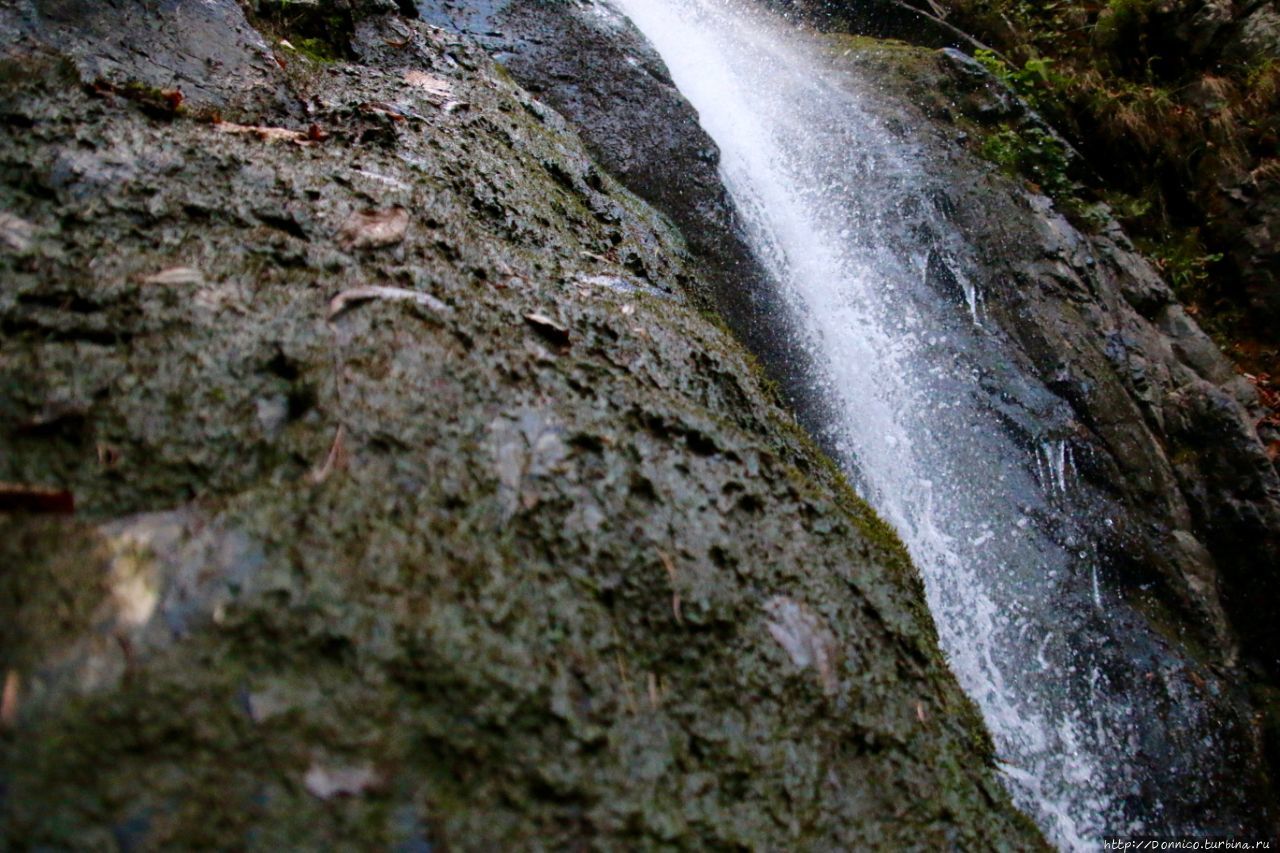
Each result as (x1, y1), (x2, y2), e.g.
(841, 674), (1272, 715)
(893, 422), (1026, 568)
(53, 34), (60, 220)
(0, 7), (1042, 850)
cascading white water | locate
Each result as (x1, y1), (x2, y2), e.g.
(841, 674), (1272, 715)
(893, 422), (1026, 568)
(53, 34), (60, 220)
(606, 0), (1237, 848)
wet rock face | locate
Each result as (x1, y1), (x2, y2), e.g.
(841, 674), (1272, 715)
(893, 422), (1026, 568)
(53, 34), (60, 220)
(0, 3), (1042, 850)
(826, 39), (1280, 820)
(845, 0), (1280, 334)
(923, 41), (1280, 673)
(416, 0), (832, 424)
(424, 0), (1280, 813)
(418, 0), (726, 256)
(0, 0), (298, 120)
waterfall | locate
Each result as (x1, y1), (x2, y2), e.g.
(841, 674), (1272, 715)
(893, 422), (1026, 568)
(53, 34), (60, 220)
(607, 0), (1240, 848)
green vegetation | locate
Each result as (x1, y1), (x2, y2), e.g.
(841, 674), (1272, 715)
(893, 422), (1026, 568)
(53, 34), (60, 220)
(973, 49), (1064, 112)
(931, 0), (1280, 375)
(1141, 229), (1231, 334)
(246, 0), (355, 62)
(979, 125), (1074, 201)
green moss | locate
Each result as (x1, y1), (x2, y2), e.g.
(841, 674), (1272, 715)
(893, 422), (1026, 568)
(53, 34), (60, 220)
(974, 49), (1067, 112)
(1092, 0), (1160, 57)
(290, 37), (342, 64)
(979, 125), (1075, 201)
(823, 33), (917, 54)
(1137, 229), (1233, 341)
(0, 518), (108, 672)
(819, 32), (942, 77)
(245, 1), (355, 63)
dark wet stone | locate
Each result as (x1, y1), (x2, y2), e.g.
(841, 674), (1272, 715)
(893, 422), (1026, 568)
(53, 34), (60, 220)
(0, 0), (298, 120)
(416, 0), (838, 432)
(0, 4), (1042, 850)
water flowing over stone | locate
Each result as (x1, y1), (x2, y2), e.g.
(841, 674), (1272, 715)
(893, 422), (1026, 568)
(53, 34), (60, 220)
(609, 0), (1271, 845)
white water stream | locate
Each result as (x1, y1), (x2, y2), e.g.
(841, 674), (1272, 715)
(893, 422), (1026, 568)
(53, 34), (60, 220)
(606, 0), (1232, 847)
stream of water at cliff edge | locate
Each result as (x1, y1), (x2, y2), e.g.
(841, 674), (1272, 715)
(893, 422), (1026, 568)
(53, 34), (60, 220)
(608, 0), (1245, 847)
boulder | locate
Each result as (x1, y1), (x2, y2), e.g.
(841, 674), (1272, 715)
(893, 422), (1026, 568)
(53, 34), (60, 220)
(0, 3), (1042, 848)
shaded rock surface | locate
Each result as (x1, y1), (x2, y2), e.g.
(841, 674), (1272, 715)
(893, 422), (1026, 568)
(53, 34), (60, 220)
(811, 0), (1280, 375)
(0, 0), (298, 120)
(819, 36), (1280, 829)
(0, 1), (1042, 849)
(768, 0), (997, 52)
(417, 0), (833, 422)
(420, 0), (1280, 821)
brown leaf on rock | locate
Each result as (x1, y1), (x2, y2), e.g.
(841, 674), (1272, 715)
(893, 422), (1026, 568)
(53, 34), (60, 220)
(215, 121), (308, 144)
(1, 671), (19, 728)
(764, 596), (840, 695)
(524, 312), (571, 348)
(404, 70), (454, 104)
(0, 212), (36, 254)
(359, 101), (409, 122)
(307, 425), (349, 485)
(0, 482), (75, 514)
(615, 652), (639, 714)
(88, 79), (184, 118)
(142, 266), (205, 286)
(326, 285), (448, 321)
(336, 207), (410, 251)
(659, 550), (683, 625)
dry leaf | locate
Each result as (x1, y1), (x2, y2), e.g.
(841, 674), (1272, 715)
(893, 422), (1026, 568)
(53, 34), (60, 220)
(764, 596), (839, 695)
(524, 312), (571, 348)
(308, 425), (348, 484)
(336, 207), (410, 250)
(0, 212), (36, 253)
(0, 482), (75, 514)
(215, 121), (307, 144)
(304, 760), (381, 800)
(143, 266), (205, 286)
(659, 550), (682, 625)
(404, 70), (454, 104)
(327, 285), (448, 321)
(615, 653), (639, 714)
(1, 671), (19, 728)
(359, 101), (409, 122)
